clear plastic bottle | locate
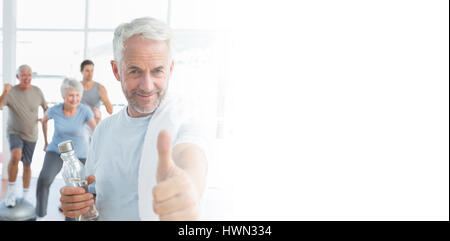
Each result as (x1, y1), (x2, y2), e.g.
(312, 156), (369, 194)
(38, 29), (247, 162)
(58, 140), (99, 221)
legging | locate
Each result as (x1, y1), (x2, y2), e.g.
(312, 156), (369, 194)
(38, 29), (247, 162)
(35, 151), (86, 218)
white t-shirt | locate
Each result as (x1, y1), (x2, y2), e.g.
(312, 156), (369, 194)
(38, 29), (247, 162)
(85, 106), (151, 221)
(86, 94), (209, 220)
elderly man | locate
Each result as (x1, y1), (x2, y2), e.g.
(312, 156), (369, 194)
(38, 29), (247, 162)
(0, 65), (48, 207)
(60, 17), (208, 221)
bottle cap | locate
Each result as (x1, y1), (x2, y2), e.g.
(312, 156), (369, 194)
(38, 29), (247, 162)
(58, 140), (74, 153)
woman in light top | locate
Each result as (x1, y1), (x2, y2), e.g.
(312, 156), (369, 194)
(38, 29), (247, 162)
(36, 78), (96, 219)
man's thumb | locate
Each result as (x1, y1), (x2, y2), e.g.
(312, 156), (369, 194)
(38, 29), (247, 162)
(87, 175), (96, 185)
(157, 130), (174, 182)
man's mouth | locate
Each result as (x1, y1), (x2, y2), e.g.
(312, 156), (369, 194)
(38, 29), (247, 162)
(135, 90), (159, 100)
(136, 93), (154, 100)
(137, 93), (153, 97)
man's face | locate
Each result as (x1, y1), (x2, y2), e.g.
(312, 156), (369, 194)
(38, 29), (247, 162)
(17, 68), (32, 90)
(111, 35), (174, 117)
(81, 64), (94, 81)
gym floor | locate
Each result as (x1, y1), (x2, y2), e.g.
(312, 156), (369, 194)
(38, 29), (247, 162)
(1, 177), (66, 221)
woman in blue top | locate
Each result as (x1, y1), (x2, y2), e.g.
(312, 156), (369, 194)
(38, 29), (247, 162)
(36, 78), (96, 219)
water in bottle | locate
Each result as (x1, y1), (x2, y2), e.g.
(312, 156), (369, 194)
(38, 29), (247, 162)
(58, 140), (99, 221)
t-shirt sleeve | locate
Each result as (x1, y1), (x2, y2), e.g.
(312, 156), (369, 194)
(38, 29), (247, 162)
(174, 115), (210, 160)
(46, 106), (56, 119)
(84, 105), (94, 123)
(38, 88), (48, 110)
(171, 98), (211, 160)
(2, 92), (11, 107)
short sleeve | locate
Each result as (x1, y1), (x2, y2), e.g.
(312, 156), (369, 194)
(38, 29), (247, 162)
(2, 93), (10, 107)
(174, 115), (210, 160)
(46, 106), (56, 119)
(171, 97), (211, 160)
(83, 104), (94, 123)
(38, 87), (48, 110)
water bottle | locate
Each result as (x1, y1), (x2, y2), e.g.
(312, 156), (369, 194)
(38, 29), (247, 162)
(58, 140), (99, 221)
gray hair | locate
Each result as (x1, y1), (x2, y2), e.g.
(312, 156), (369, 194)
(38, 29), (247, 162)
(60, 78), (83, 98)
(113, 17), (173, 71)
(16, 64), (32, 76)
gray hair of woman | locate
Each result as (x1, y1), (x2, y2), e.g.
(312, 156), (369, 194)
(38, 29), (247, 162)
(60, 78), (84, 99)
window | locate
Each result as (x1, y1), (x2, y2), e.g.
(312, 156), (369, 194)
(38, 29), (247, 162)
(171, 30), (225, 138)
(17, 0), (85, 29)
(86, 32), (127, 105)
(0, 31), (3, 80)
(0, 0), (3, 27)
(88, 0), (168, 29)
(17, 31), (84, 81)
(170, 0), (218, 29)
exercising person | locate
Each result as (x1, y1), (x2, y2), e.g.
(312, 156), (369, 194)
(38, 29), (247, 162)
(0, 64), (48, 207)
(80, 60), (113, 124)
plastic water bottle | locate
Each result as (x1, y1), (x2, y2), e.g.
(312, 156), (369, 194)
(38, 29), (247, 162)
(58, 140), (99, 221)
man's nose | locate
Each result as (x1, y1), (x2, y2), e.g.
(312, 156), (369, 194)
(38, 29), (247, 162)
(140, 72), (155, 92)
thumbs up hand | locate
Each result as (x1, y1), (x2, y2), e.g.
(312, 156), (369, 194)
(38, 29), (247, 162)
(153, 130), (201, 221)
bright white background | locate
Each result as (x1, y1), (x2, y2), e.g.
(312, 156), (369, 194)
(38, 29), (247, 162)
(220, 0), (449, 220)
(1, 0), (449, 220)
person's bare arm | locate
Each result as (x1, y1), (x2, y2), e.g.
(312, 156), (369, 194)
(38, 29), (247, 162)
(0, 84), (12, 110)
(98, 84), (113, 115)
(41, 114), (50, 151)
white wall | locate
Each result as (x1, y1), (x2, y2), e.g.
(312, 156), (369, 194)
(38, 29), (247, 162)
(221, 0), (449, 220)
